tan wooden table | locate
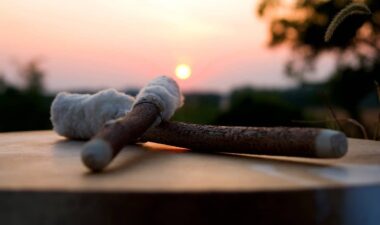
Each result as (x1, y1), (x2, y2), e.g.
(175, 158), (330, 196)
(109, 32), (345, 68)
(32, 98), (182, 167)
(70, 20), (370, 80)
(0, 131), (379, 225)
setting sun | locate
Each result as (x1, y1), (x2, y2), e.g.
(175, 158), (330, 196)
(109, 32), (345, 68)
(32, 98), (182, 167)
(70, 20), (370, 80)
(175, 64), (192, 80)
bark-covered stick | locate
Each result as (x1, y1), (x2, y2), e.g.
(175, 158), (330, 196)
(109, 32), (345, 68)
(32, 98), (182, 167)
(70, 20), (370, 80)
(81, 76), (183, 171)
(51, 85), (347, 164)
(81, 103), (158, 171)
(142, 122), (348, 158)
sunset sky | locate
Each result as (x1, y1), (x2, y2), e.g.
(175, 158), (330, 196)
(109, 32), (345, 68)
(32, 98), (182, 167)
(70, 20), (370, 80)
(0, 0), (333, 93)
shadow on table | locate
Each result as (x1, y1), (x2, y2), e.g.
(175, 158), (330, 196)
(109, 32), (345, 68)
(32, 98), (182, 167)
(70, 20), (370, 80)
(52, 139), (348, 183)
(53, 140), (179, 176)
(182, 149), (350, 185)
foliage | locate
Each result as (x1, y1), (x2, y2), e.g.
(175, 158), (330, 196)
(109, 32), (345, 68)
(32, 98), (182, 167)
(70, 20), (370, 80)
(20, 60), (45, 95)
(214, 87), (305, 127)
(327, 60), (380, 119)
(0, 61), (52, 131)
(257, 0), (380, 120)
(172, 93), (221, 124)
(257, 0), (377, 79)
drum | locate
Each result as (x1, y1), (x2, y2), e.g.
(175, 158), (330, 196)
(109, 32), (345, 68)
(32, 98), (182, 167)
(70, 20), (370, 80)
(0, 131), (379, 225)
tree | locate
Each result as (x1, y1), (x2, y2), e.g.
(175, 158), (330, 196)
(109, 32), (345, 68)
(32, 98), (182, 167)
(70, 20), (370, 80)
(214, 87), (304, 126)
(19, 60), (45, 94)
(0, 73), (6, 93)
(257, 0), (380, 120)
(0, 60), (51, 131)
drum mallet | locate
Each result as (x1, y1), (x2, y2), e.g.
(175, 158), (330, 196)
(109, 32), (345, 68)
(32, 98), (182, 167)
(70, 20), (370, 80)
(80, 76), (183, 171)
(51, 77), (348, 172)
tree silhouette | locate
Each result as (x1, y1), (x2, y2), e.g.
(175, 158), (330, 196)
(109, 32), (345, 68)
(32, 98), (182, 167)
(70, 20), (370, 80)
(215, 87), (304, 126)
(19, 60), (45, 94)
(257, 0), (380, 120)
(0, 60), (51, 132)
(0, 73), (6, 93)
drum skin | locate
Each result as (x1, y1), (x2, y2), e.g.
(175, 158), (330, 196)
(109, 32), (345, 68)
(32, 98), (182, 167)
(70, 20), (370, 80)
(0, 131), (379, 225)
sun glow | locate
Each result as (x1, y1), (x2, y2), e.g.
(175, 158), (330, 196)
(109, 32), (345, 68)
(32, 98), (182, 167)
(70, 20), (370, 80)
(175, 64), (192, 80)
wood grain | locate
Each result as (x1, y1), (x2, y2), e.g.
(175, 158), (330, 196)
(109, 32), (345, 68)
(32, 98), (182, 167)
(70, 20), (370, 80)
(0, 131), (379, 191)
(0, 131), (379, 225)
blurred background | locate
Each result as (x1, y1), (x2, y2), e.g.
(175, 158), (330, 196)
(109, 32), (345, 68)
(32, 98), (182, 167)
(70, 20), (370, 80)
(0, 0), (379, 139)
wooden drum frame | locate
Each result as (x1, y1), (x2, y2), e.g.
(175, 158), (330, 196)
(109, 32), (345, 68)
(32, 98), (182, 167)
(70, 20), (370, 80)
(0, 131), (379, 225)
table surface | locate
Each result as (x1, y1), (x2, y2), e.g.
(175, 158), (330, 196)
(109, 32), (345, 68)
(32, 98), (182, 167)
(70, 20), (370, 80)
(1, 131), (380, 225)
(0, 130), (379, 192)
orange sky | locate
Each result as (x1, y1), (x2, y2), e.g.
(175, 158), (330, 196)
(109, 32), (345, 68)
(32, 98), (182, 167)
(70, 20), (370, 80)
(0, 0), (333, 92)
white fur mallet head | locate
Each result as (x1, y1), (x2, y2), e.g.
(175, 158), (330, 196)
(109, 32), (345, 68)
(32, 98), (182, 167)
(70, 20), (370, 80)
(80, 76), (183, 171)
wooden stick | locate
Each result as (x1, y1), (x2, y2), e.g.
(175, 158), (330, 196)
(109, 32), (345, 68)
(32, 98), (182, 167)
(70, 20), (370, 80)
(81, 103), (159, 171)
(141, 122), (348, 158)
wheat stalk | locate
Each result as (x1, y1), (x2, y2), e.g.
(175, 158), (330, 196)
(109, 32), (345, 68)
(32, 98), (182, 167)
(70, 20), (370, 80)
(325, 2), (371, 42)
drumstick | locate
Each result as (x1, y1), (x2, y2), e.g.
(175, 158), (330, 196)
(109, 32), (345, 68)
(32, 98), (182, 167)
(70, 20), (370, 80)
(81, 76), (183, 171)
(51, 82), (348, 171)
(142, 122), (348, 158)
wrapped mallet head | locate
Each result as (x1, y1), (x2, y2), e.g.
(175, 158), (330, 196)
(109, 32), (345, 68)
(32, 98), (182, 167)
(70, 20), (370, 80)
(80, 76), (183, 171)
(51, 89), (134, 140)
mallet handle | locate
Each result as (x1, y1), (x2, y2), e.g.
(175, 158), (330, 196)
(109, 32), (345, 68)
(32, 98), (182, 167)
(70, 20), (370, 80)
(142, 122), (348, 158)
(81, 103), (159, 171)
